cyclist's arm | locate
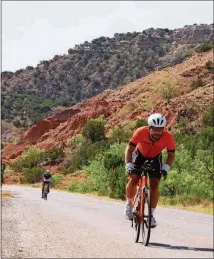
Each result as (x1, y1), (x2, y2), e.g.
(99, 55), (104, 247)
(165, 151), (175, 167)
(165, 132), (176, 167)
(125, 144), (136, 164)
(125, 127), (141, 163)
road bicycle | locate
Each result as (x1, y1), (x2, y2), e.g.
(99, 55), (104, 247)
(43, 183), (49, 201)
(130, 160), (154, 246)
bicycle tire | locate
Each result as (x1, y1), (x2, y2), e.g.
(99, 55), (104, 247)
(132, 193), (141, 243)
(43, 185), (48, 201)
(141, 187), (152, 246)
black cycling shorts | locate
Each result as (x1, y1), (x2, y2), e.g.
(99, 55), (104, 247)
(131, 148), (162, 179)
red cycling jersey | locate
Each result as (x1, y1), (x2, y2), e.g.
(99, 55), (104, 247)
(129, 126), (176, 158)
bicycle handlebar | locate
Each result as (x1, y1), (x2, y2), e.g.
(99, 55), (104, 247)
(128, 160), (155, 177)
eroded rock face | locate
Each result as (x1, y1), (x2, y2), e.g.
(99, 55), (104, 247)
(2, 50), (213, 164)
(2, 143), (30, 164)
(1, 99), (122, 162)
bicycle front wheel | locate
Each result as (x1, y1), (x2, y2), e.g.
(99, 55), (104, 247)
(43, 186), (48, 201)
(141, 188), (152, 246)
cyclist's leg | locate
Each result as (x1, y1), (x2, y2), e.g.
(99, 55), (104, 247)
(149, 178), (160, 208)
(42, 182), (45, 197)
(147, 155), (162, 226)
(124, 150), (144, 219)
(148, 154), (162, 206)
(126, 173), (140, 203)
(126, 148), (145, 204)
(47, 182), (50, 193)
(124, 173), (139, 219)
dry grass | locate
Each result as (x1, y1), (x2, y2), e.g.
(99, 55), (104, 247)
(159, 198), (213, 215)
(2, 190), (13, 199)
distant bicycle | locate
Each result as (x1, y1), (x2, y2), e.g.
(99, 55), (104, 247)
(43, 183), (49, 201)
(129, 160), (154, 246)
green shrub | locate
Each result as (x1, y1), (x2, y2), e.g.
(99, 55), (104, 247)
(22, 167), (44, 184)
(109, 125), (132, 144)
(102, 143), (125, 170)
(205, 60), (213, 70)
(65, 139), (110, 173)
(50, 173), (64, 187)
(82, 117), (106, 142)
(83, 143), (127, 199)
(12, 147), (64, 171)
(42, 147), (64, 163)
(68, 134), (85, 147)
(161, 84), (177, 102)
(68, 179), (80, 192)
(135, 119), (147, 128)
(191, 79), (203, 89)
(160, 195), (204, 207)
(196, 43), (214, 53)
(63, 125), (214, 203)
(108, 165), (127, 199)
(12, 147), (43, 170)
(12, 159), (23, 172)
(203, 105), (214, 127)
(67, 179), (91, 193)
(176, 117), (193, 134)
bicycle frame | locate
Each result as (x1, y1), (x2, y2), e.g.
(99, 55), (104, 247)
(133, 173), (149, 224)
(131, 160), (153, 224)
(131, 160), (154, 245)
(43, 183), (49, 200)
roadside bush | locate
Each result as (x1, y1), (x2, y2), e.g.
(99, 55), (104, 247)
(83, 143), (127, 199)
(50, 173), (64, 187)
(12, 147), (43, 171)
(12, 147), (65, 171)
(102, 143), (125, 170)
(82, 117), (106, 142)
(68, 178), (91, 193)
(22, 167), (43, 184)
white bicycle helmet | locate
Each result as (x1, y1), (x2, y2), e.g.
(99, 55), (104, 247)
(148, 113), (167, 127)
(44, 170), (51, 175)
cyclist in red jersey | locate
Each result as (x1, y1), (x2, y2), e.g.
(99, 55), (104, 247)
(124, 113), (176, 227)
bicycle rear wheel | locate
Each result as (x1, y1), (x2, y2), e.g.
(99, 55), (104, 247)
(132, 193), (141, 242)
(44, 192), (47, 200)
(141, 188), (151, 246)
(43, 185), (48, 201)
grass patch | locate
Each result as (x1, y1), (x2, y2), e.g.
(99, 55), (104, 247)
(31, 183), (41, 188)
(2, 190), (13, 199)
(159, 196), (213, 214)
(191, 78), (203, 89)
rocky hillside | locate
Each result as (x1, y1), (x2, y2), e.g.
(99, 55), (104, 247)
(1, 121), (23, 144)
(1, 24), (213, 128)
(2, 49), (213, 164)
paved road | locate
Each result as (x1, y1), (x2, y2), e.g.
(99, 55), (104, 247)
(1, 185), (213, 258)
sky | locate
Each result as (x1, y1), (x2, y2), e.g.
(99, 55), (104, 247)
(2, 1), (213, 72)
